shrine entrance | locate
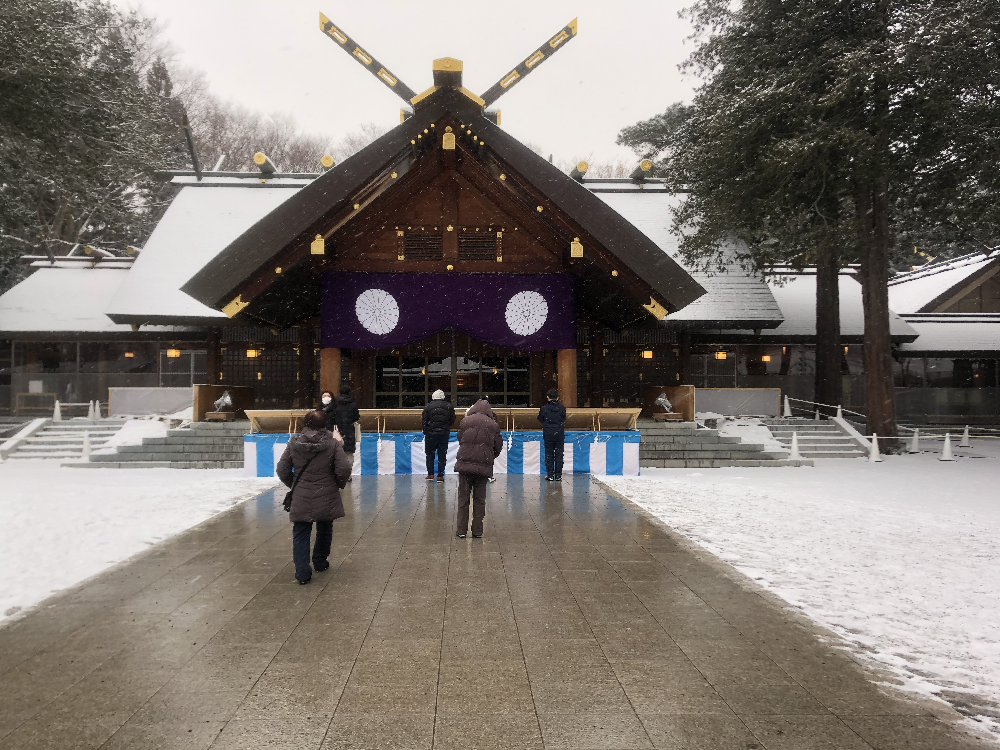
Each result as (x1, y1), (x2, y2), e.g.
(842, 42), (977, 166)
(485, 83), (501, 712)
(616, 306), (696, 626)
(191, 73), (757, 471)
(347, 329), (543, 409)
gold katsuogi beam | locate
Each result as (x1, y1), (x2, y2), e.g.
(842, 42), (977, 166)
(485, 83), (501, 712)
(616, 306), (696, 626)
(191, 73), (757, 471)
(318, 13), (417, 103)
(480, 18), (578, 107)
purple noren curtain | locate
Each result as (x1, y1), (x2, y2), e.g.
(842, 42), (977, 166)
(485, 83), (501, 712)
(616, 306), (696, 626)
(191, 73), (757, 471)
(321, 272), (575, 350)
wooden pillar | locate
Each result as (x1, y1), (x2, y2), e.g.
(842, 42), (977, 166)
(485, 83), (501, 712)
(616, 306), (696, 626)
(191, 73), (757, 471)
(206, 327), (221, 385)
(557, 348), (578, 407)
(320, 347), (341, 397)
(679, 331), (692, 385)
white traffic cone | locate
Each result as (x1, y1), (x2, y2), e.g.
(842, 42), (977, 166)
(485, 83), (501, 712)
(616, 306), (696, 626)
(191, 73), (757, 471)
(783, 396), (792, 417)
(94, 400), (102, 420)
(959, 425), (971, 448)
(789, 432), (803, 460)
(81, 431), (91, 459)
(907, 428), (920, 454)
(814, 408), (820, 421)
(53, 400), (62, 422)
(87, 400), (94, 420)
(836, 405), (843, 418)
(869, 433), (883, 462)
(940, 433), (956, 461)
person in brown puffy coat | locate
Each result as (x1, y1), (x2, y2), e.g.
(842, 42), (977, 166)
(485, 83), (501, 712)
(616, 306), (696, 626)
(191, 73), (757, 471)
(454, 399), (503, 538)
(277, 410), (353, 584)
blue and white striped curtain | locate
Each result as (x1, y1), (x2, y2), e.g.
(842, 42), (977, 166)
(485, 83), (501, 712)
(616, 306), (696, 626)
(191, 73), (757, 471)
(245, 431), (640, 478)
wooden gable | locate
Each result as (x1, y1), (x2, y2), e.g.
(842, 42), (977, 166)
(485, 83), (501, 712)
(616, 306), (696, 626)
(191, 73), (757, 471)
(182, 88), (704, 330)
(936, 270), (1000, 313)
(329, 145), (562, 274)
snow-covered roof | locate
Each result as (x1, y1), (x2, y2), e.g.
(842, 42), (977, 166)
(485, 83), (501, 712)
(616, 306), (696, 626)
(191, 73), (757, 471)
(586, 188), (784, 328)
(0, 267), (193, 338)
(898, 314), (1000, 355)
(764, 272), (917, 340)
(888, 252), (997, 313)
(106, 178), (306, 325)
(689, 271), (918, 342)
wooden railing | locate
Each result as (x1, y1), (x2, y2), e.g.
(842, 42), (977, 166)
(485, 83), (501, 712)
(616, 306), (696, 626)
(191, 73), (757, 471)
(245, 407), (641, 435)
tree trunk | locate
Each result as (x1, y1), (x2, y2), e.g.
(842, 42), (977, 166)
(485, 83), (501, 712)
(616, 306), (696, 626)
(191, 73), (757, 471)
(855, 0), (899, 450)
(814, 245), (842, 416)
(856, 181), (899, 449)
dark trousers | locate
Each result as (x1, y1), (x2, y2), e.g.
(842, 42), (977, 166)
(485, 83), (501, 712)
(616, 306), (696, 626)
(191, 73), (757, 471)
(457, 473), (488, 536)
(292, 520), (333, 582)
(425, 433), (449, 477)
(544, 430), (565, 477)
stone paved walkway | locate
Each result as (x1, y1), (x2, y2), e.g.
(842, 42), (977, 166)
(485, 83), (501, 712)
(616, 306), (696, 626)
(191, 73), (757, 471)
(0, 476), (989, 749)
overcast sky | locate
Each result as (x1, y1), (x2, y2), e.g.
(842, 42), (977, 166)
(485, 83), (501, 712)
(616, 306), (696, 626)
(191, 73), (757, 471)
(113, 1), (697, 166)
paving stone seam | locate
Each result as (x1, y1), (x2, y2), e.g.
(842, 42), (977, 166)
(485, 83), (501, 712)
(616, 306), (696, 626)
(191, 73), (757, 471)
(492, 481), (549, 749)
(314, 481), (424, 750)
(522, 480), (659, 750)
(432, 483), (455, 750)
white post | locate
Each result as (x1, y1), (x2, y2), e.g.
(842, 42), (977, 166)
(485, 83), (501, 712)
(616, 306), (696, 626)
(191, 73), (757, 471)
(836, 405), (843, 419)
(940, 433), (956, 461)
(53, 400), (62, 422)
(814, 408), (820, 421)
(789, 432), (802, 460)
(94, 400), (102, 420)
(869, 433), (883, 462)
(81, 430), (91, 459)
(783, 396), (792, 418)
(959, 425), (971, 448)
(907, 428), (920, 454)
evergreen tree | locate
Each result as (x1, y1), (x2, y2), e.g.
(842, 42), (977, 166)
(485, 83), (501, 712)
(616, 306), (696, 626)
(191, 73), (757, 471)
(0, 0), (183, 292)
(619, 0), (1000, 447)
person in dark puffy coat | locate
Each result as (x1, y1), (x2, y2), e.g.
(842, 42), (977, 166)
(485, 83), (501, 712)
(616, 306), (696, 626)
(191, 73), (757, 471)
(537, 388), (567, 481)
(454, 398), (503, 538)
(422, 389), (455, 482)
(277, 410), (353, 584)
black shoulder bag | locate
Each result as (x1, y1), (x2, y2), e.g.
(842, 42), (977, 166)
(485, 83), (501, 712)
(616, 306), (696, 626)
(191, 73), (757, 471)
(283, 454), (317, 512)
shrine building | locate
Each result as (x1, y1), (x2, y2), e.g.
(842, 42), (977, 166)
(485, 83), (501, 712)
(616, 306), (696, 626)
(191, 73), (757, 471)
(2, 16), (1000, 425)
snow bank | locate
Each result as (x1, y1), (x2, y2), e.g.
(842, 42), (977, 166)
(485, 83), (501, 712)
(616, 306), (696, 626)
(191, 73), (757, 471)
(603, 447), (1000, 733)
(92, 418), (168, 454)
(0, 460), (278, 621)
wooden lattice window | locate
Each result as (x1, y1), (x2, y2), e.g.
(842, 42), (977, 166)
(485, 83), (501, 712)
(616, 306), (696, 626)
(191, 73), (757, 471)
(402, 232), (443, 261)
(458, 229), (501, 261)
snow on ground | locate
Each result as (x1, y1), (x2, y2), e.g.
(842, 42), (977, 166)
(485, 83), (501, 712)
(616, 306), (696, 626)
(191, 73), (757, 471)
(718, 417), (787, 452)
(603, 441), (1000, 733)
(0, 460), (278, 622)
(93, 418), (168, 454)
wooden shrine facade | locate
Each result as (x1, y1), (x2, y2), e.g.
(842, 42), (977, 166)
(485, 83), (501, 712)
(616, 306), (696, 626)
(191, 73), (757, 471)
(181, 61), (704, 410)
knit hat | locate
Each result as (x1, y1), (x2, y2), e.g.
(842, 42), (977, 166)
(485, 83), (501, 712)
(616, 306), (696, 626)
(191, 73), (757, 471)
(432, 389), (446, 400)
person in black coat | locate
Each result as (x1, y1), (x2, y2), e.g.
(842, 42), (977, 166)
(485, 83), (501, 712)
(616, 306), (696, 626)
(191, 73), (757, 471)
(422, 389), (455, 482)
(537, 388), (567, 481)
(322, 384), (361, 455)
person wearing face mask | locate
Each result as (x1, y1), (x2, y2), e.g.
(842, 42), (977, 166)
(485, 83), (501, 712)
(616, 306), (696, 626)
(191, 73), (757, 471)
(321, 385), (360, 461)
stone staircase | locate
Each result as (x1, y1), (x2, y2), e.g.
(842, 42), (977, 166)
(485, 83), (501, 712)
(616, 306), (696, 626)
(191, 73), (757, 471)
(638, 421), (812, 468)
(66, 421), (248, 469)
(761, 418), (866, 458)
(4, 420), (124, 459)
(0, 418), (30, 439)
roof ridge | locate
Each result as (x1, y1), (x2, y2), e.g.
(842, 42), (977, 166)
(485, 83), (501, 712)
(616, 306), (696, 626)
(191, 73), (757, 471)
(888, 251), (994, 285)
